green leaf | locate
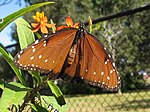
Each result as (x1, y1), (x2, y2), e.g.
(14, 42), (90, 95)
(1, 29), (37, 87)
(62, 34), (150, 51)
(50, 19), (56, 33)
(35, 32), (42, 39)
(0, 80), (4, 90)
(30, 103), (48, 112)
(47, 80), (66, 106)
(15, 18), (35, 49)
(0, 2), (55, 31)
(30, 71), (42, 86)
(0, 82), (30, 111)
(0, 43), (26, 86)
(41, 95), (68, 112)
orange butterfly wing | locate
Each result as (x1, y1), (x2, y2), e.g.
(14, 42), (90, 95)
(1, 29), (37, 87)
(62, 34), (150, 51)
(81, 33), (120, 91)
(61, 31), (121, 91)
(14, 29), (76, 78)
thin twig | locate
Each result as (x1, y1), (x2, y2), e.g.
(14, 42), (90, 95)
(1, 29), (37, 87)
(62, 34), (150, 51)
(84, 4), (150, 26)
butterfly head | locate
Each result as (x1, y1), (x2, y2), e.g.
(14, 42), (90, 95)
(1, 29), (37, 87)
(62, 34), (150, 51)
(77, 23), (85, 34)
(72, 23), (85, 44)
(78, 23), (84, 30)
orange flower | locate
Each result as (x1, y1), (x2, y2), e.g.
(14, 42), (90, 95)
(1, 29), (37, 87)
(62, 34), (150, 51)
(31, 11), (55, 34)
(56, 16), (79, 30)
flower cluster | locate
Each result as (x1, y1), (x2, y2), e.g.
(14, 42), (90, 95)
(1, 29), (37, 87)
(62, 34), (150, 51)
(31, 11), (79, 33)
(56, 16), (79, 30)
(31, 11), (55, 34)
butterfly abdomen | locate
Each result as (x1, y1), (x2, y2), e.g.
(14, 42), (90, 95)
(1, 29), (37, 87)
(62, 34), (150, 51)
(67, 44), (77, 65)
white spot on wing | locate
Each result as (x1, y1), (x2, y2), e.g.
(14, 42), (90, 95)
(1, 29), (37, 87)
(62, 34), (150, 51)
(52, 61), (55, 63)
(39, 55), (42, 59)
(18, 54), (20, 58)
(32, 48), (36, 52)
(44, 35), (48, 37)
(94, 72), (96, 75)
(101, 71), (104, 75)
(45, 59), (48, 62)
(35, 40), (39, 44)
(20, 51), (23, 54)
(117, 71), (119, 74)
(43, 43), (46, 47)
(108, 54), (111, 58)
(107, 76), (110, 80)
(110, 70), (113, 74)
(30, 56), (34, 60)
(113, 63), (115, 67)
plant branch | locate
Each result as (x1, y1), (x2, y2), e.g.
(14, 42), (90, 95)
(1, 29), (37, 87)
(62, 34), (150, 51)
(84, 3), (150, 26)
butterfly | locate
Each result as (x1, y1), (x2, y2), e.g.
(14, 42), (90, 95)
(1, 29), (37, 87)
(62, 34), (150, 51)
(14, 24), (121, 91)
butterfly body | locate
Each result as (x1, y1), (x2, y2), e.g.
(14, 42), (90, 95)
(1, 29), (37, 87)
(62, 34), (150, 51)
(14, 25), (121, 91)
(67, 44), (77, 65)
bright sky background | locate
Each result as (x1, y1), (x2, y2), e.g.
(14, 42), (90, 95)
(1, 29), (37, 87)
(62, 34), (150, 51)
(0, 0), (26, 47)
